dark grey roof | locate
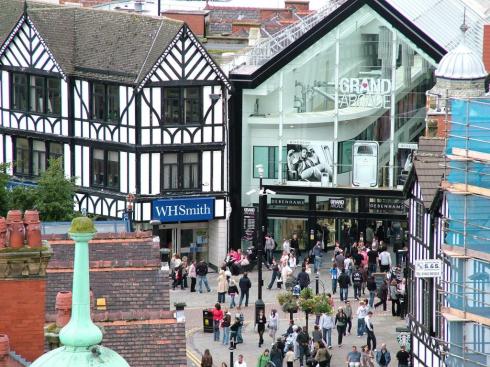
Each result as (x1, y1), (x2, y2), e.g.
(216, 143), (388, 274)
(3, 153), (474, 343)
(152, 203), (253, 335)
(0, 0), (184, 85)
(413, 137), (446, 208)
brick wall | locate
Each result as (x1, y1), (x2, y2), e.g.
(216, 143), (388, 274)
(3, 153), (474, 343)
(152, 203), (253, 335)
(483, 24), (490, 72)
(0, 280), (46, 362)
(163, 12), (206, 36)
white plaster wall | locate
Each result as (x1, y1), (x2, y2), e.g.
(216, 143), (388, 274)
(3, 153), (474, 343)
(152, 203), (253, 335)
(208, 218), (228, 268)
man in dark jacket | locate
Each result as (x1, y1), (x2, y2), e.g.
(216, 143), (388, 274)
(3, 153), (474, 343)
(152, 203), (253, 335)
(238, 272), (252, 308)
(366, 276), (377, 308)
(352, 267), (363, 300)
(296, 326), (310, 367)
(338, 269), (351, 301)
(195, 260), (211, 293)
(297, 266), (310, 290)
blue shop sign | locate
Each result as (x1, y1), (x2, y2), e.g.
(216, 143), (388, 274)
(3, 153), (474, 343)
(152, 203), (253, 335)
(152, 197), (214, 223)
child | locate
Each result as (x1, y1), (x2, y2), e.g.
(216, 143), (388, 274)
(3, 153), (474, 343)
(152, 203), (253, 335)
(285, 346), (295, 367)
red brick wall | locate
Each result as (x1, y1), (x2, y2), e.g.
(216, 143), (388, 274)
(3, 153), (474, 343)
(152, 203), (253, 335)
(285, 0), (310, 12)
(163, 13), (205, 36)
(0, 280), (46, 362)
(483, 25), (490, 72)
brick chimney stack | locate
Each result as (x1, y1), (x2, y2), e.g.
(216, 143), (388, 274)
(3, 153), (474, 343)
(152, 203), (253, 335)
(0, 211), (52, 362)
(483, 24), (490, 72)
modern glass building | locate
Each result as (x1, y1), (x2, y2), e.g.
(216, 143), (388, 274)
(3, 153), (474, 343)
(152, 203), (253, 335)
(229, 0), (446, 248)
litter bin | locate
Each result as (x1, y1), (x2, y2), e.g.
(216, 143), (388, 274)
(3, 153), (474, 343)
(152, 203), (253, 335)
(203, 309), (214, 333)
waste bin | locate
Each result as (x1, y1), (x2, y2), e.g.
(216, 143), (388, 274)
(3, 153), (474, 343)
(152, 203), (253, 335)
(203, 309), (214, 333)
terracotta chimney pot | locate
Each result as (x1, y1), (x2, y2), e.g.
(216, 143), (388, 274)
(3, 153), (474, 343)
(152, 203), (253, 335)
(55, 291), (72, 328)
(0, 334), (9, 360)
(0, 217), (6, 248)
(24, 210), (42, 248)
(6, 210), (25, 249)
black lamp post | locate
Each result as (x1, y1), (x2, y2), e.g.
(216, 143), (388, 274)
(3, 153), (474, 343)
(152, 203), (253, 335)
(255, 164), (266, 325)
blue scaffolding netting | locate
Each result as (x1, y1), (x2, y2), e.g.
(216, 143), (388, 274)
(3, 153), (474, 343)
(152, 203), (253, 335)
(446, 99), (490, 253)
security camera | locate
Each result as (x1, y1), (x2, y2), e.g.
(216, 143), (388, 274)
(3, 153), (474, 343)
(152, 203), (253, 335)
(246, 189), (256, 196)
(265, 189), (276, 195)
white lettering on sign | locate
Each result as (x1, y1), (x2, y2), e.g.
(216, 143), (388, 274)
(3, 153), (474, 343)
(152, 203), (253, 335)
(337, 78), (392, 109)
(154, 204), (212, 217)
(414, 259), (443, 278)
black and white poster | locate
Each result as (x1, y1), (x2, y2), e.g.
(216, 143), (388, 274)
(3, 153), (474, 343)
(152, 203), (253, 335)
(286, 140), (334, 186)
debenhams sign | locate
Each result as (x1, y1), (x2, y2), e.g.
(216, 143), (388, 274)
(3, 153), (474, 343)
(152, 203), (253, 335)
(152, 197), (214, 222)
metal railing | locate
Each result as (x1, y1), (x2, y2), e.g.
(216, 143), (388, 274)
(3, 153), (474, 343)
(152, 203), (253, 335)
(227, 0), (347, 71)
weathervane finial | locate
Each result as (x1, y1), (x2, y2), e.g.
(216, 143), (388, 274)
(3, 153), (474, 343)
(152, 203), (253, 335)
(460, 7), (469, 34)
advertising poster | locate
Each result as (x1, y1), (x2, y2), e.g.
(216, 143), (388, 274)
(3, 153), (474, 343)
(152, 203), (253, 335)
(286, 140), (334, 186)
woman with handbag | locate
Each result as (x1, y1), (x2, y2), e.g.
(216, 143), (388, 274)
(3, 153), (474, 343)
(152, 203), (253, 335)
(314, 342), (331, 367)
(257, 309), (267, 347)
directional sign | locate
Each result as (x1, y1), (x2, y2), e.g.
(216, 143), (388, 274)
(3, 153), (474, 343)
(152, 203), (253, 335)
(414, 259), (442, 278)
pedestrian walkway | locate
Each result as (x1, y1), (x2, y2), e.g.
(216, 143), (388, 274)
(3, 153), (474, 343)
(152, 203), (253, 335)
(171, 249), (407, 367)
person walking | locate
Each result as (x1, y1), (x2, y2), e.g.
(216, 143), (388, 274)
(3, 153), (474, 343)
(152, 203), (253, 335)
(346, 345), (362, 367)
(201, 349), (213, 367)
(296, 326), (309, 367)
(267, 259), (281, 289)
(335, 250), (345, 271)
(257, 349), (271, 367)
(229, 315), (240, 350)
(361, 345), (375, 367)
(234, 354), (247, 367)
(379, 248), (392, 273)
(265, 234), (276, 267)
(196, 260), (211, 293)
(330, 263), (339, 294)
(352, 267), (363, 300)
(238, 272), (252, 308)
(217, 269), (228, 303)
(366, 276), (377, 308)
(257, 309), (267, 347)
(389, 280), (400, 317)
(374, 280), (388, 311)
(314, 342), (331, 367)
(290, 233), (300, 258)
(212, 303), (223, 342)
(356, 301), (369, 337)
(188, 260), (197, 292)
(270, 343), (284, 367)
(268, 309), (279, 341)
(344, 301), (353, 335)
(338, 269), (351, 302)
(375, 344), (391, 366)
(222, 311), (231, 346)
(312, 240), (323, 273)
(285, 346), (295, 367)
(335, 307), (348, 347)
(319, 311), (334, 348)
(297, 266), (310, 290)
(365, 311), (376, 352)
(228, 279), (239, 309)
(395, 345), (410, 367)
(367, 247), (378, 275)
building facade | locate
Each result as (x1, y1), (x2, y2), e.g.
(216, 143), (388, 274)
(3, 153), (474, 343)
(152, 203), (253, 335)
(0, 1), (230, 265)
(229, 0), (447, 249)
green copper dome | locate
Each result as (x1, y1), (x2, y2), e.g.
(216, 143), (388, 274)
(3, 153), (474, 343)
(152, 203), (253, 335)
(31, 218), (130, 367)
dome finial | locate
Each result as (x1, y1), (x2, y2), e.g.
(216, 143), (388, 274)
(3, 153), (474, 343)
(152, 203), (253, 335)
(460, 7), (469, 34)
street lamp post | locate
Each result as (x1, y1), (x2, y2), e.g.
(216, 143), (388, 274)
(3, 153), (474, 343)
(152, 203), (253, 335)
(255, 164), (266, 325)
(315, 272), (319, 295)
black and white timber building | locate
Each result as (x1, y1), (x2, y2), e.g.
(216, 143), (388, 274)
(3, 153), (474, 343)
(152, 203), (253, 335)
(0, 0), (230, 265)
(406, 137), (447, 366)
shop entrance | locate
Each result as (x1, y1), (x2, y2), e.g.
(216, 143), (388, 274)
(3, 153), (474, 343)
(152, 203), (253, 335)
(158, 224), (210, 262)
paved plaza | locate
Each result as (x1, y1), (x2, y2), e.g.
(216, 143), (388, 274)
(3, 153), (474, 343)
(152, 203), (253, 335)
(171, 255), (406, 367)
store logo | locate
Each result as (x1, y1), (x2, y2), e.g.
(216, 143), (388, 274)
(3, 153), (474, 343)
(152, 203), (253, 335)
(338, 77), (392, 109)
(152, 197), (214, 223)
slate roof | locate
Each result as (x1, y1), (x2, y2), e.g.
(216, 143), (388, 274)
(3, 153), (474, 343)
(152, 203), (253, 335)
(413, 137), (446, 208)
(0, 0), (184, 85)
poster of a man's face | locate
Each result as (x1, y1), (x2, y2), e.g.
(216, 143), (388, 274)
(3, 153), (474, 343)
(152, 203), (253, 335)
(286, 141), (333, 185)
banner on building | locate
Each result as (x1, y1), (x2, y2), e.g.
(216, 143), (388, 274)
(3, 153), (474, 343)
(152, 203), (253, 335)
(286, 140), (334, 187)
(414, 259), (442, 278)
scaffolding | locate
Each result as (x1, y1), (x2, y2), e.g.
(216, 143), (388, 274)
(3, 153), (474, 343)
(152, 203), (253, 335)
(439, 97), (490, 367)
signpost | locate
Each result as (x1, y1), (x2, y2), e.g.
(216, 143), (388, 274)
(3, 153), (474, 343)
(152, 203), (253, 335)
(414, 259), (443, 278)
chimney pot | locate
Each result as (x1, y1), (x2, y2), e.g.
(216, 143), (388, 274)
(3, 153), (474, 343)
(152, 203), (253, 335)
(0, 334), (10, 360)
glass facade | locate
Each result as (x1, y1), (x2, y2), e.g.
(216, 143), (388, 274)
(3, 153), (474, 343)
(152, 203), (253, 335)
(241, 5), (436, 204)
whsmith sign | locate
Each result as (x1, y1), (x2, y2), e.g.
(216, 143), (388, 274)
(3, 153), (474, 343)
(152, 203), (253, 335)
(152, 197), (214, 223)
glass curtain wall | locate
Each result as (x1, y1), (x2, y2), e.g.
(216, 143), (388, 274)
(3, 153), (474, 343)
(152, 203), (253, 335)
(241, 5), (437, 204)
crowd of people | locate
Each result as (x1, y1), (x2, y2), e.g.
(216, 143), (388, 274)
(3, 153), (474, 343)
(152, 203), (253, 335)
(173, 223), (411, 367)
